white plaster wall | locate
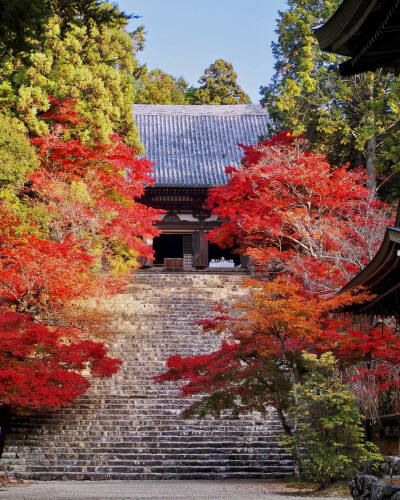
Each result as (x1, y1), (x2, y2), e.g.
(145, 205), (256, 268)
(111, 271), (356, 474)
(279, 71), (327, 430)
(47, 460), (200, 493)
(159, 213), (219, 222)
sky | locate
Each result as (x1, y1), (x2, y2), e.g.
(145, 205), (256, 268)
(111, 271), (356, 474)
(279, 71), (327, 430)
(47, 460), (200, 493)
(117, 0), (289, 103)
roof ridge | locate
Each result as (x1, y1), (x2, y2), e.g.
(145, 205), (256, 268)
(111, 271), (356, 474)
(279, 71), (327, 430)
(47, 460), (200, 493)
(133, 104), (269, 117)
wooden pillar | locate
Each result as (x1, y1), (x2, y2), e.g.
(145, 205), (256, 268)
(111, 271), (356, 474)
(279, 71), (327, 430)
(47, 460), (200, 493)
(240, 254), (250, 268)
(192, 230), (209, 268)
(199, 230), (208, 268)
(142, 237), (154, 267)
(192, 231), (199, 267)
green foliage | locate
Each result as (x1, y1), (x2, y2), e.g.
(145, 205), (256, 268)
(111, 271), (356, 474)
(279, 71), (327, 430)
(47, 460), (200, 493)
(0, 0), (131, 62)
(282, 353), (383, 483)
(262, 0), (400, 199)
(0, 114), (38, 187)
(0, 114), (49, 233)
(134, 67), (189, 104)
(191, 59), (251, 105)
(0, 10), (143, 150)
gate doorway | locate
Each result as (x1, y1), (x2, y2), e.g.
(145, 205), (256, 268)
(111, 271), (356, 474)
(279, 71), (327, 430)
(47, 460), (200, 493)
(153, 233), (192, 266)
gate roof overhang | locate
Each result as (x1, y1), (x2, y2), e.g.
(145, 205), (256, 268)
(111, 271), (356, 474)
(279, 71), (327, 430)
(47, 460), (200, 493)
(314, 0), (400, 76)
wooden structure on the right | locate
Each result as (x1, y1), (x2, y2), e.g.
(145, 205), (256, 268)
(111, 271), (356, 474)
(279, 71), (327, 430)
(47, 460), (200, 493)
(316, 0), (400, 457)
(314, 0), (400, 76)
(342, 207), (400, 319)
(341, 209), (400, 456)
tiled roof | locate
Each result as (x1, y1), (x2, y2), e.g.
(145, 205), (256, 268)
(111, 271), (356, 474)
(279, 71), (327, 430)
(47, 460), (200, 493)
(133, 104), (270, 186)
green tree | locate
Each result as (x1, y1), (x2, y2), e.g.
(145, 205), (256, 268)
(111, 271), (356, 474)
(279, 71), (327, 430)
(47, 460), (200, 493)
(192, 59), (251, 105)
(0, 114), (38, 188)
(0, 114), (46, 231)
(0, 0), (131, 62)
(134, 67), (189, 104)
(282, 353), (382, 483)
(261, 0), (400, 196)
(0, 7), (143, 150)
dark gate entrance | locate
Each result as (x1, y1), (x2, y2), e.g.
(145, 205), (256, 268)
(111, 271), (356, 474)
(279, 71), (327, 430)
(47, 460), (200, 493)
(153, 234), (182, 265)
(153, 233), (192, 267)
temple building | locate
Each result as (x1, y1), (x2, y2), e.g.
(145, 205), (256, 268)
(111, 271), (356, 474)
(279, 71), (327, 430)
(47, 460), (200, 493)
(314, 0), (400, 76)
(342, 207), (400, 320)
(134, 104), (270, 269)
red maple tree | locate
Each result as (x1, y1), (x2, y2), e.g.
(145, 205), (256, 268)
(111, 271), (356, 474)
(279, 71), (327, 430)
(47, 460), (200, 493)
(0, 311), (120, 413)
(0, 98), (160, 413)
(30, 97), (160, 268)
(157, 133), (399, 425)
(157, 278), (400, 428)
(207, 132), (392, 294)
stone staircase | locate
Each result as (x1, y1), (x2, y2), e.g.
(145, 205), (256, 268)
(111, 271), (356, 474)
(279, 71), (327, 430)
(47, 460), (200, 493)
(0, 272), (293, 480)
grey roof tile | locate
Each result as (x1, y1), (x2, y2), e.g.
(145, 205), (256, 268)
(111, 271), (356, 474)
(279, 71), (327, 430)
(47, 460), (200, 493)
(133, 104), (270, 186)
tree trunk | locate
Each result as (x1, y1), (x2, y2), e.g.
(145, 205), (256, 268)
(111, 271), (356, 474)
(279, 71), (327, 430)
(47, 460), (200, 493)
(273, 396), (301, 479)
(290, 367), (302, 480)
(354, 149), (363, 168)
(274, 402), (292, 436)
(366, 135), (376, 193)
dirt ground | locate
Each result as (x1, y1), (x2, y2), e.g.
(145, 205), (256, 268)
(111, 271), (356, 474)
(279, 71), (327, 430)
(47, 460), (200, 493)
(0, 479), (351, 500)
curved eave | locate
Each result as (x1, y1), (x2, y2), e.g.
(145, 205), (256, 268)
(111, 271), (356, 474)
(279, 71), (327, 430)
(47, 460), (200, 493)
(314, 0), (379, 56)
(339, 57), (400, 77)
(341, 227), (400, 314)
(315, 0), (400, 76)
(343, 228), (400, 291)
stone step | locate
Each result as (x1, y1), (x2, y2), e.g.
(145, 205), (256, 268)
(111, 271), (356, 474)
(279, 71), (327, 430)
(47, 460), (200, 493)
(10, 422), (282, 431)
(2, 451), (291, 461)
(5, 440), (285, 451)
(7, 458), (293, 467)
(7, 440), (285, 450)
(11, 415), (281, 422)
(11, 471), (291, 481)
(12, 415), (280, 424)
(3, 272), (292, 480)
(3, 446), (288, 457)
(8, 432), (283, 441)
(15, 464), (293, 474)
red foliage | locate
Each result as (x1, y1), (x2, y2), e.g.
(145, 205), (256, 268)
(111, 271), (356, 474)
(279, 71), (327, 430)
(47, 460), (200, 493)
(157, 278), (400, 419)
(30, 98), (161, 263)
(1, 98), (161, 319)
(0, 216), (99, 314)
(157, 133), (398, 421)
(0, 98), (160, 414)
(206, 134), (392, 294)
(0, 311), (120, 413)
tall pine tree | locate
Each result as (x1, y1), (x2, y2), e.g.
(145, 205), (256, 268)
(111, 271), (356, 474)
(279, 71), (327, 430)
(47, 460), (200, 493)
(0, 0), (130, 62)
(191, 59), (251, 105)
(261, 0), (400, 197)
(133, 67), (189, 104)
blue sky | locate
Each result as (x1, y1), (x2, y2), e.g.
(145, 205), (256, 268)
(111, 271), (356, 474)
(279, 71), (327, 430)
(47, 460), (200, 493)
(118, 0), (288, 103)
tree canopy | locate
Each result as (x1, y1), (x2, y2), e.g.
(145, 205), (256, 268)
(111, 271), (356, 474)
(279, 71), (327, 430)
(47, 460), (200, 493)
(261, 0), (400, 198)
(134, 67), (189, 105)
(207, 133), (392, 294)
(0, 97), (160, 414)
(190, 59), (251, 105)
(0, 311), (120, 413)
(0, 0), (160, 415)
(157, 134), (398, 480)
(0, 5), (143, 149)
(0, 0), (133, 62)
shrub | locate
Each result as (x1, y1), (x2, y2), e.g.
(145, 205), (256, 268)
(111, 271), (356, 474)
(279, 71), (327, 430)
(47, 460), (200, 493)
(282, 353), (383, 483)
